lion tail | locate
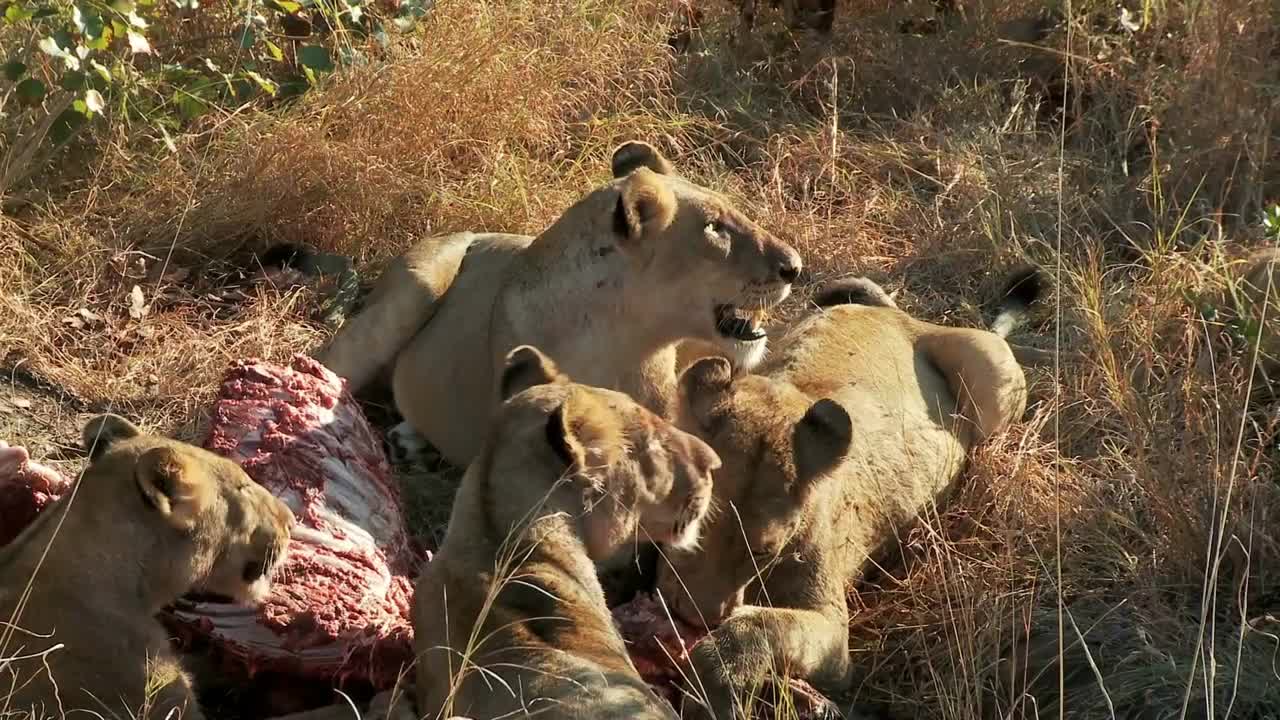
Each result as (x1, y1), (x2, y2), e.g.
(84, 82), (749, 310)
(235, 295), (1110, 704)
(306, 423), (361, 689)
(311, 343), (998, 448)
(314, 233), (474, 392)
(989, 265), (1045, 339)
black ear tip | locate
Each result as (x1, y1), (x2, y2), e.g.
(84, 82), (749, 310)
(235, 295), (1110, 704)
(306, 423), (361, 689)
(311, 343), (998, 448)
(998, 264), (1046, 309)
(500, 345), (561, 401)
(82, 413), (141, 459)
(803, 398), (852, 439)
(611, 141), (673, 178)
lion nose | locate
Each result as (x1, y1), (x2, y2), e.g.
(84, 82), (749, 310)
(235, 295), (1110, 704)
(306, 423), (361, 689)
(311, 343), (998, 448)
(773, 245), (803, 284)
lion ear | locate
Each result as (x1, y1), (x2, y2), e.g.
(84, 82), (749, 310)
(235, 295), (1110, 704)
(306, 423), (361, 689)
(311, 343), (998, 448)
(545, 393), (621, 476)
(792, 398), (851, 488)
(611, 141), (674, 178)
(82, 413), (143, 461)
(544, 403), (588, 470)
(682, 356), (733, 393)
(613, 168), (677, 243)
(501, 345), (566, 401)
(680, 357), (733, 421)
(135, 447), (211, 531)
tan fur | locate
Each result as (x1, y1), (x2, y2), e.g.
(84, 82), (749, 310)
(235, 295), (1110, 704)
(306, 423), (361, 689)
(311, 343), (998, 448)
(0, 415), (293, 720)
(413, 346), (720, 720)
(315, 141), (801, 468)
(655, 288), (1028, 719)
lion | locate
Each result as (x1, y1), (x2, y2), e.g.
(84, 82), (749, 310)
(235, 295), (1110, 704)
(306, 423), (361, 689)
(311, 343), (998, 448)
(314, 141), (802, 469)
(653, 272), (1040, 719)
(412, 345), (721, 720)
(0, 414), (294, 720)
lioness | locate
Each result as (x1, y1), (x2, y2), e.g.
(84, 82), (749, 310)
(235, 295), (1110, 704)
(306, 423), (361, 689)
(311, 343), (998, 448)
(655, 275), (1038, 719)
(413, 345), (721, 720)
(0, 414), (294, 720)
(315, 141), (801, 468)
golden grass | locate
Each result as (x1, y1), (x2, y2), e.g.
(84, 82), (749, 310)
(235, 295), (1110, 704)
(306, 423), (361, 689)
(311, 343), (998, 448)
(3, 0), (1279, 717)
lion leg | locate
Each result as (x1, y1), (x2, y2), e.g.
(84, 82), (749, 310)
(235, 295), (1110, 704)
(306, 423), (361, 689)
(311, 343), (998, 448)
(683, 606), (849, 720)
(314, 232), (475, 392)
(916, 328), (1028, 444)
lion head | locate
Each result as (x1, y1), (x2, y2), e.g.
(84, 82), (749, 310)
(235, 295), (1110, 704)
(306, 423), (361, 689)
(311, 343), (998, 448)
(79, 414), (295, 606)
(529, 141), (802, 372)
(654, 357), (852, 627)
(492, 345), (722, 559)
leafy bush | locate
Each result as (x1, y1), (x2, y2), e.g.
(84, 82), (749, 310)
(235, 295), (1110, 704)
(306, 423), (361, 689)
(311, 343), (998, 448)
(0, 0), (434, 197)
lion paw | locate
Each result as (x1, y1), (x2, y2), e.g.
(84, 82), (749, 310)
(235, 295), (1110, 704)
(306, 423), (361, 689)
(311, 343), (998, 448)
(387, 421), (436, 466)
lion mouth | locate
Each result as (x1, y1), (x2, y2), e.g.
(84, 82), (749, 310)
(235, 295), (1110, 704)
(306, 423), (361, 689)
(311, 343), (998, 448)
(714, 305), (767, 343)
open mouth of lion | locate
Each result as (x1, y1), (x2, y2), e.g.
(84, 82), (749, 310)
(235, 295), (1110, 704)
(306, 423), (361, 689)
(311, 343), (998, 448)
(714, 305), (768, 343)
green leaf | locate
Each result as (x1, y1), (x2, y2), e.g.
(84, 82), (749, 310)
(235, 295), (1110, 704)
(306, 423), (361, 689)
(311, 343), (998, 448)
(49, 107), (87, 145)
(72, 97), (87, 114)
(263, 39), (283, 61)
(266, 0), (300, 12)
(127, 29), (150, 54)
(297, 45), (332, 72)
(235, 24), (255, 49)
(88, 58), (111, 82)
(4, 3), (34, 23)
(277, 74), (308, 99)
(85, 25), (113, 50)
(110, 17), (128, 37)
(15, 77), (45, 106)
(172, 89), (208, 120)
(110, 0), (134, 12)
(72, 5), (105, 41)
(2, 60), (26, 81)
(60, 69), (87, 90)
(84, 88), (104, 113)
(243, 69), (277, 95)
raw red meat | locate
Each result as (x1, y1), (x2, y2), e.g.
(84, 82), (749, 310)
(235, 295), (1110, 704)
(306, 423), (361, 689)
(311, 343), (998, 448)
(1, 356), (841, 718)
(0, 442), (72, 547)
(162, 355), (426, 697)
(611, 591), (708, 708)
(611, 592), (841, 719)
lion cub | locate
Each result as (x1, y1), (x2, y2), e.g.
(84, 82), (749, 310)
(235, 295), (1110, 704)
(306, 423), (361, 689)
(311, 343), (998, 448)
(412, 345), (720, 720)
(0, 415), (294, 720)
(657, 276), (1035, 719)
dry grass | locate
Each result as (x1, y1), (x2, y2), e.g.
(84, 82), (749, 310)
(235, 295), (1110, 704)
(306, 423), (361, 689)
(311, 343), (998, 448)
(3, 0), (1280, 717)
